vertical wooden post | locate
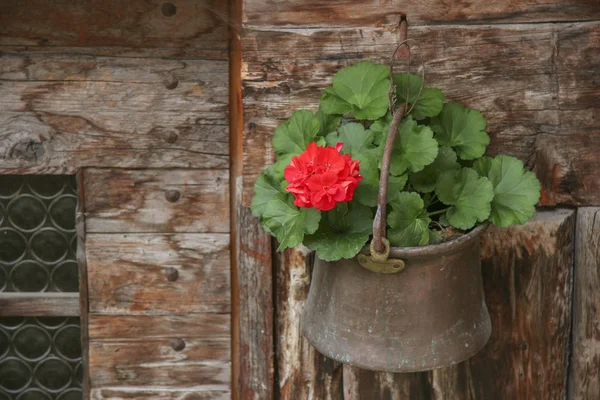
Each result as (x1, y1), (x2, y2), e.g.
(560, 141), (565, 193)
(569, 207), (600, 399)
(76, 169), (90, 400)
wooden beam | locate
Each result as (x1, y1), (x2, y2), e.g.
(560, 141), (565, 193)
(0, 292), (80, 316)
(242, 0), (600, 27)
(569, 207), (600, 399)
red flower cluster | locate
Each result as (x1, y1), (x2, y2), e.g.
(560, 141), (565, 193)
(284, 142), (362, 211)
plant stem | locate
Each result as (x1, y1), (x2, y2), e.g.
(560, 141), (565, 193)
(428, 208), (449, 217)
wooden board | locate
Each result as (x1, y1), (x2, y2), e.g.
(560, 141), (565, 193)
(0, 293), (80, 316)
(89, 337), (231, 387)
(569, 207), (600, 399)
(0, 0), (229, 58)
(235, 207), (274, 399)
(240, 22), (599, 206)
(343, 367), (430, 400)
(243, 0), (600, 27)
(86, 233), (230, 315)
(84, 169), (229, 233)
(433, 210), (574, 399)
(90, 388), (230, 400)
(89, 314), (231, 339)
(0, 54), (228, 172)
(275, 247), (343, 399)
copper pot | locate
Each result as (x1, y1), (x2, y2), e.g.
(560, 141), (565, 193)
(302, 224), (491, 372)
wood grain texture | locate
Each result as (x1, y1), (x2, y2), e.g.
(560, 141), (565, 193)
(89, 314), (231, 340)
(275, 247), (343, 399)
(0, 0), (229, 58)
(241, 22), (599, 206)
(90, 388), (230, 400)
(77, 170), (91, 400)
(84, 169), (229, 233)
(569, 207), (600, 399)
(89, 337), (231, 387)
(86, 233), (230, 315)
(0, 55), (228, 172)
(236, 206), (274, 400)
(243, 0), (600, 27)
(0, 292), (80, 316)
(431, 210), (574, 399)
(343, 367), (431, 400)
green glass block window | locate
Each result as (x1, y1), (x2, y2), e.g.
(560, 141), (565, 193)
(0, 176), (83, 399)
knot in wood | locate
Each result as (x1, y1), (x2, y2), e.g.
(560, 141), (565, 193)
(165, 190), (181, 203)
(170, 338), (186, 351)
(164, 267), (179, 282)
(162, 130), (179, 144)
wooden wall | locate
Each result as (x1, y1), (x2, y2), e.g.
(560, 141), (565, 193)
(0, 1), (232, 399)
(237, 0), (600, 399)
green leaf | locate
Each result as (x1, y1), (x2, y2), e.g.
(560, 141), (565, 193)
(370, 112), (392, 146)
(409, 146), (460, 193)
(475, 155), (541, 227)
(320, 61), (391, 120)
(316, 108), (341, 137)
(356, 172), (407, 207)
(304, 202), (373, 261)
(387, 192), (431, 247)
(393, 73), (444, 120)
(430, 102), (490, 160)
(262, 194), (321, 251)
(435, 167), (494, 230)
(251, 167), (282, 218)
(390, 117), (439, 175)
(327, 123), (385, 207)
(272, 110), (320, 157)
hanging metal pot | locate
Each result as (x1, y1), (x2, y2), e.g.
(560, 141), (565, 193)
(302, 224), (491, 372)
(302, 22), (491, 372)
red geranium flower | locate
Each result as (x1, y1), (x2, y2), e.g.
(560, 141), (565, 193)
(284, 142), (362, 211)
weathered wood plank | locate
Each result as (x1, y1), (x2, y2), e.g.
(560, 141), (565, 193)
(89, 314), (231, 340)
(241, 22), (599, 206)
(236, 207), (274, 399)
(275, 247), (343, 399)
(343, 367), (431, 400)
(0, 0), (229, 57)
(432, 210), (574, 399)
(90, 388), (230, 400)
(243, 0), (600, 27)
(77, 170), (91, 400)
(569, 207), (600, 399)
(86, 233), (230, 314)
(89, 337), (231, 387)
(0, 54), (228, 171)
(84, 169), (229, 233)
(0, 292), (80, 316)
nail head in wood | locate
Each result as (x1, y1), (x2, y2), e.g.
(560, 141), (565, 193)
(163, 78), (179, 90)
(161, 3), (177, 17)
(164, 267), (179, 282)
(163, 130), (178, 144)
(165, 190), (181, 203)
(170, 338), (186, 351)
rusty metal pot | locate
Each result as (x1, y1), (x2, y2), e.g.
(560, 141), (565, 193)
(302, 224), (491, 372)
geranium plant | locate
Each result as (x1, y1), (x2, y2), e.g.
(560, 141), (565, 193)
(251, 61), (541, 262)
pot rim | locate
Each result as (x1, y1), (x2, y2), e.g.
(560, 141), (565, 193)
(363, 223), (489, 259)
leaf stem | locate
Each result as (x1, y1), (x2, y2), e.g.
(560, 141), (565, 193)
(428, 208), (449, 217)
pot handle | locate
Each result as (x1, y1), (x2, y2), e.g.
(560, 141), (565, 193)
(371, 17), (425, 257)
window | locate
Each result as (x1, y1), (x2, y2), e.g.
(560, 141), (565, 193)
(0, 176), (84, 399)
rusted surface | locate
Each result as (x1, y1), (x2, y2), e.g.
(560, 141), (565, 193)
(86, 233), (231, 314)
(303, 226), (491, 372)
(84, 169), (229, 233)
(569, 207), (600, 399)
(0, 0), (229, 58)
(275, 247), (343, 399)
(243, 0), (600, 27)
(241, 22), (599, 206)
